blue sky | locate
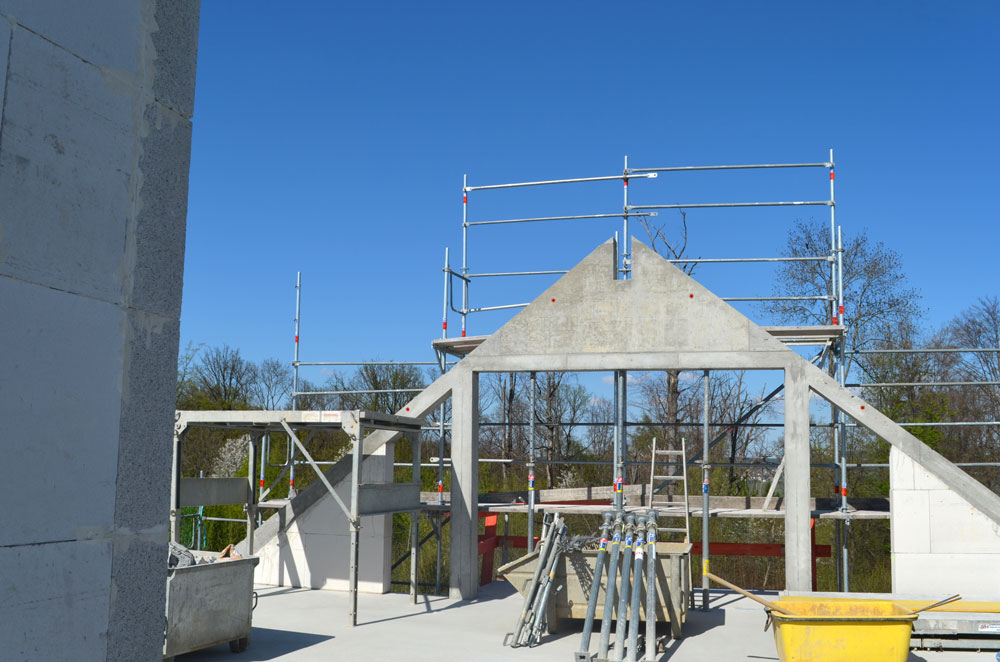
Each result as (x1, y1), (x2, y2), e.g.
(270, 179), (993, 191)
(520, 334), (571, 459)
(182, 2), (999, 391)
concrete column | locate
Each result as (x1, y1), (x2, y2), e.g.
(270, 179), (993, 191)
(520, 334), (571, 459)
(783, 364), (812, 591)
(449, 367), (480, 599)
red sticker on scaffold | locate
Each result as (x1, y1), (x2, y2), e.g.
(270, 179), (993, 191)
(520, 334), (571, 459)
(437, 480), (443, 493)
(599, 537), (608, 551)
(830, 171), (835, 180)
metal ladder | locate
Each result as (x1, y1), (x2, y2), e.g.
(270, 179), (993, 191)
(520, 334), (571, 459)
(648, 436), (691, 542)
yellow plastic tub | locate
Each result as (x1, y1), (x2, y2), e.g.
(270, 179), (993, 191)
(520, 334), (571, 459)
(769, 598), (917, 662)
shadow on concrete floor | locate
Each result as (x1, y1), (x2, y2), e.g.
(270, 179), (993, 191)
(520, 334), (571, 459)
(658, 608), (728, 661)
(177, 627), (332, 661)
(358, 581), (519, 627)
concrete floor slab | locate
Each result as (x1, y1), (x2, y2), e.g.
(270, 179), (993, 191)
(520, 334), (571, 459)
(177, 583), (988, 662)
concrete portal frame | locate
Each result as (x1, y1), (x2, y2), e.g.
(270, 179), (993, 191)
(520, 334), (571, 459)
(440, 238), (1000, 596)
(172, 409), (424, 625)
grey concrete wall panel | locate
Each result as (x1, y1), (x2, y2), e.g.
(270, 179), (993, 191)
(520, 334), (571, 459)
(0, 3), (200, 660)
(0, 277), (123, 548)
(106, 536), (167, 662)
(114, 309), (178, 531)
(128, 104), (193, 317)
(150, 0), (200, 117)
(0, 27), (134, 302)
(0, 539), (113, 662)
(0, 1), (144, 72)
(0, 19), (9, 121)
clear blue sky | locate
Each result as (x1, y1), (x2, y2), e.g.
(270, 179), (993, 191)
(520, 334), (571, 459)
(182, 2), (999, 387)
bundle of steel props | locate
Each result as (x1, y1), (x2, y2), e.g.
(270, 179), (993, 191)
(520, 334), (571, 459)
(504, 513), (568, 648)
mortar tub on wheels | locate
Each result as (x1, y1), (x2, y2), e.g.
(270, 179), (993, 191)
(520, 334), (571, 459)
(163, 552), (260, 659)
(497, 541), (691, 635)
(769, 598), (917, 662)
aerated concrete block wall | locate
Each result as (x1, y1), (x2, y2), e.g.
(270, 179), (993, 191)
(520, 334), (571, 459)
(0, 2), (199, 660)
(890, 447), (1000, 597)
(254, 446), (395, 593)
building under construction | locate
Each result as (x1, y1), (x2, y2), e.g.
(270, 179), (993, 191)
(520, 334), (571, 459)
(2, 3), (999, 662)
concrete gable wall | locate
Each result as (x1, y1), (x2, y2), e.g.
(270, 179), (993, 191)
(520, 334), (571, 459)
(473, 239), (788, 362)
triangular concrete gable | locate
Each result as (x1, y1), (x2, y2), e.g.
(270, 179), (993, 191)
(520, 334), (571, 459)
(473, 238), (789, 360)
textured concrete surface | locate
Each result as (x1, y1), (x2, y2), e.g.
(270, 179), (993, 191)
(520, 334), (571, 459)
(449, 366), (480, 599)
(891, 447), (1000, 596)
(0, 2), (200, 660)
(175, 583), (987, 662)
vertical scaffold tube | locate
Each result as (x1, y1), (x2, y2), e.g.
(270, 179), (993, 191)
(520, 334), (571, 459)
(626, 515), (648, 662)
(829, 148), (837, 325)
(290, 272), (301, 495)
(461, 174), (468, 338)
(528, 371), (537, 552)
(579, 512), (613, 656)
(645, 512), (658, 662)
(623, 155), (630, 278)
(598, 513), (624, 660)
(614, 514), (636, 661)
(701, 370), (710, 611)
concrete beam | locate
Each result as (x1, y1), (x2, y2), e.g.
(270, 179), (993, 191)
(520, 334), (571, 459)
(467, 351), (793, 373)
(806, 362), (1000, 526)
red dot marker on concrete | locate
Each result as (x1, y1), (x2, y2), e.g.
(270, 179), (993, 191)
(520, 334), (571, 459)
(689, 294), (694, 299)
(551, 298), (556, 302)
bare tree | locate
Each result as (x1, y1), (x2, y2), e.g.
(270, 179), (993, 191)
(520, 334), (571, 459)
(191, 345), (255, 410)
(480, 372), (526, 486)
(533, 373), (589, 488)
(326, 362), (426, 413)
(763, 218), (922, 378)
(250, 357), (292, 409)
(946, 297), (1000, 418)
(639, 210), (697, 276)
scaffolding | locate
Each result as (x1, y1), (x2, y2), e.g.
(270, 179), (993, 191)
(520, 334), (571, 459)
(255, 150), (999, 602)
